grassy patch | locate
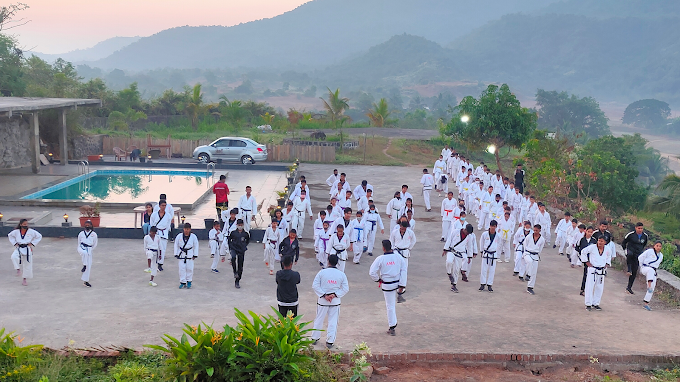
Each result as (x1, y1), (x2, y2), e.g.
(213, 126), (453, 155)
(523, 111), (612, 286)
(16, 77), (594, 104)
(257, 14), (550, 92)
(624, 211), (680, 242)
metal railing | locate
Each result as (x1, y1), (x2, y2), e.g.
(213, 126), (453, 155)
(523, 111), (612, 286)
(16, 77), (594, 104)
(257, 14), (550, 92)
(207, 162), (215, 177)
(78, 160), (90, 175)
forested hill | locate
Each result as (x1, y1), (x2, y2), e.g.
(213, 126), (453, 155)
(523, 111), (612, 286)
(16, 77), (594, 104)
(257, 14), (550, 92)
(447, 13), (680, 105)
(534, 0), (680, 19)
(89, 0), (556, 70)
(30, 37), (141, 63)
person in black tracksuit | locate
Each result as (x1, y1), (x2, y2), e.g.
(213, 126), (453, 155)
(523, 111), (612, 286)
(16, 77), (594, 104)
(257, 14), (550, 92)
(228, 219), (250, 289)
(621, 222), (649, 295)
(279, 229), (300, 269)
(514, 165), (525, 194)
(276, 256), (301, 317)
(577, 226), (597, 295)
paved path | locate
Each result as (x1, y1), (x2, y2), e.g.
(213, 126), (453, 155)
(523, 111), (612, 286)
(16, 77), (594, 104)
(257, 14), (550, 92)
(0, 164), (678, 356)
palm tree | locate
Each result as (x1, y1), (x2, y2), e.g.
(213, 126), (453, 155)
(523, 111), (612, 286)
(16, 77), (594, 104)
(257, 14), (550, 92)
(647, 174), (680, 218)
(320, 88), (351, 149)
(185, 83), (206, 131)
(366, 98), (391, 127)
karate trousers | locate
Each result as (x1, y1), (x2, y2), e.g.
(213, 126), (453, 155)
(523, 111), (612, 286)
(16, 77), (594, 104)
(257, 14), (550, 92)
(312, 304), (340, 344)
(514, 249), (526, 275)
(146, 249), (159, 277)
(640, 266), (657, 303)
(366, 228), (378, 253)
(291, 212), (306, 238)
(11, 247), (33, 279)
(389, 218), (398, 232)
(382, 289), (398, 328)
(499, 237), (512, 261)
(263, 244), (277, 272)
(523, 255), (539, 288)
(78, 246), (93, 282)
(158, 238), (168, 265)
(478, 211), (491, 230)
(423, 189), (432, 210)
(462, 256), (472, 275)
(352, 241), (364, 263)
(336, 251), (348, 273)
(210, 241), (223, 270)
(446, 252), (463, 284)
(555, 232), (567, 253)
(584, 267), (605, 307)
(178, 258), (194, 283)
(480, 255), (497, 285)
(441, 220), (452, 241)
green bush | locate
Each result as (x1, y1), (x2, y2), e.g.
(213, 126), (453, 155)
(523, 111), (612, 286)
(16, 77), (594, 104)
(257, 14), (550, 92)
(0, 328), (43, 382)
(147, 308), (314, 382)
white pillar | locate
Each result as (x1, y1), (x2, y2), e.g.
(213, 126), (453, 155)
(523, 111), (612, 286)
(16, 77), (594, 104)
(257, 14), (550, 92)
(31, 112), (40, 174)
(60, 109), (68, 165)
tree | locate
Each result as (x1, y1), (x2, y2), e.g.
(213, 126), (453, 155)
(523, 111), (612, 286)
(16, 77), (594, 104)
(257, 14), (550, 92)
(355, 92), (375, 113)
(0, 34), (24, 96)
(622, 99), (671, 129)
(443, 84), (537, 177)
(0, 3), (29, 32)
(408, 95), (424, 111)
(388, 87), (404, 111)
(235, 79), (253, 94)
(647, 174), (680, 218)
(108, 109), (147, 131)
(535, 89), (610, 141)
(321, 88), (351, 149)
(184, 83), (206, 131)
(366, 98), (391, 127)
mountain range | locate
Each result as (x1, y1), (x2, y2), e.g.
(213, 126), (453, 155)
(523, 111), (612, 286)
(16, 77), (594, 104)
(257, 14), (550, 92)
(29, 36), (141, 63)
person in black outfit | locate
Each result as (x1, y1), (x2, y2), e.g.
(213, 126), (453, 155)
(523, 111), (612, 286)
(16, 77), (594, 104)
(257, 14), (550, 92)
(621, 222), (649, 295)
(276, 256), (301, 318)
(514, 164), (525, 194)
(577, 226), (597, 295)
(228, 219), (250, 289)
(279, 229), (300, 269)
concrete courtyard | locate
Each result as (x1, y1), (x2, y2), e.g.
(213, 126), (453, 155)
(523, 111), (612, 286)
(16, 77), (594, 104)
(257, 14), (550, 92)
(0, 163), (678, 356)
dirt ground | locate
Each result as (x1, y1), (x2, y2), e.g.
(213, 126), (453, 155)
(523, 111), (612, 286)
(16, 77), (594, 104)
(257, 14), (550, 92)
(371, 364), (655, 382)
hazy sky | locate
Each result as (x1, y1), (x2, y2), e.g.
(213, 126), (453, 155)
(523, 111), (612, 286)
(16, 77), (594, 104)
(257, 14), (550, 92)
(15, 0), (310, 54)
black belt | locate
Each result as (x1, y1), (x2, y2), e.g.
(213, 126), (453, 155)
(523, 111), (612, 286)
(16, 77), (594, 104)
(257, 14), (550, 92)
(643, 264), (658, 276)
(447, 249), (464, 258)
(147, 249), (159, 252)
(178, 248), (193, 263)
(526, 251), (540, 261)
(396, 248), (409, 258)
(592, 266), (606, 282)
(17, 244), (30, 263)
(18, 244), (29, 248)
(381, 279), (400, 284)
(80, 243), (92, 248)
(483, 251), (497, 265)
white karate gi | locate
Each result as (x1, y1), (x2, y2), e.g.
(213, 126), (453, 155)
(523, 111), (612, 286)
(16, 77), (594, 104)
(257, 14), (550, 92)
(522, 234), (546, 289)
(237, 194), (258, 232)
(513, 227), (531, 275)
(386, 197), (405, 231)
(479, 231), (500, 286)
(9, 228), (42, 279)
(389, 228), (416, 287)
(533, 210), (552, 244)
(144, 234), (161, 277)
(497, 216), (515, 261)
(313, 217), (324, 244)
(554, 218), (571, 254)
(400, 191), (414, 203)
(353, 184), (374, 201)
(153, 201), (175, 216)
(326, 173), (339, 187)
(289, 184), (310, 201)
(312, 267), (349, 345)
(478, 191), (493, 230)
(462, 231), (477, 275)
(77, 230), (98, 282)
(638, 248), (663, 303)
(569, 229), (585, 266)
(174, 233), (199, 284)
(444, 228), (470, 284)
(370, 251), (407, 328)
(208, 228), (225, 270)
(331, 179), (351, 195)
(150, 210), (173, 265)
(356, 196), (369, 213)
(489, 199), (503, 221)
(349, 218), (367, 263)
(326, 233), (350, 272)
(440, 197), (458, 240)
(420, 173), (435, 210)
(263, 226), (283, 272)
(315, 228), (332, 266)
(582, 244), (612, 307)
(291, 196), (313, 238)
(364, 210), (384, 254)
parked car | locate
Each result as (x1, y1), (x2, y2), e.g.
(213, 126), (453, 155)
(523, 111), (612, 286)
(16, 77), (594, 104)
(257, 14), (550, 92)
(192, 137), (267, 164)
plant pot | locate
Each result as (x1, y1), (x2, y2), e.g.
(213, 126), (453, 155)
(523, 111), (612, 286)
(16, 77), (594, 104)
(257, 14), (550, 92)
(149, 149), (161, 159)
(277, 198), (286, 208)
(79, 217), (100, 228)
(287, 176), (294, 184)
(139, 157), (146, 163)
(87, 155), (101, 162)
(204, 218), (215, 230)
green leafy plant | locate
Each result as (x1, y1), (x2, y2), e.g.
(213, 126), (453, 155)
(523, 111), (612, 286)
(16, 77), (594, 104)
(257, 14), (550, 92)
(0, 328), (43, 382)
(349, 342), (372, 382)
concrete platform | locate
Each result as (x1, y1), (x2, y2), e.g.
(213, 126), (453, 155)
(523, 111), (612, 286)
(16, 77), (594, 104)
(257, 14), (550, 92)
(0, 164), (678, 357)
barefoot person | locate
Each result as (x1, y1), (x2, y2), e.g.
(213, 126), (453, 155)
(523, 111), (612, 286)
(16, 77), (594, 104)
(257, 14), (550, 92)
(639, 241), (664, 311)
(144, 226), (161, 286)
(8, 219), (42, 286)
(150, 199), (173, 272)
(370, 240), (407, 336)
(311, 254), (350, 349)
(77, 220), (98, 288)
(174, 223), (199, 290)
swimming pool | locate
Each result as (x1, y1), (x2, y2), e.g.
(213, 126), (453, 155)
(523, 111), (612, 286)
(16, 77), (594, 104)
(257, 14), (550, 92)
(21, 170), (216, 206)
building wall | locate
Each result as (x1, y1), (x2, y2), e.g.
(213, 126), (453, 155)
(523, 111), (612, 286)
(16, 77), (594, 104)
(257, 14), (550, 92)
(71, 134), (105, 159)
(0, 115), (32, 169)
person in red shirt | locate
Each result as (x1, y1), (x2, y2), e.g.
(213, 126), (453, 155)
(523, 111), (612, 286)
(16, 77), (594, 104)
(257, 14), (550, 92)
(213, 174), (230, 222)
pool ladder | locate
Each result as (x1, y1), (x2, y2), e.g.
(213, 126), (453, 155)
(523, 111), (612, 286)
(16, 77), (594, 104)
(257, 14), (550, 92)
(207, 162), (215, 177)
(78, 160), (90, 175)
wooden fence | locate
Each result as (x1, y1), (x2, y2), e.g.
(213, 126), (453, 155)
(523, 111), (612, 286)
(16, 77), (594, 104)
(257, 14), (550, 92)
(265, 144), (335, 162)
(102, 137), (336, 162)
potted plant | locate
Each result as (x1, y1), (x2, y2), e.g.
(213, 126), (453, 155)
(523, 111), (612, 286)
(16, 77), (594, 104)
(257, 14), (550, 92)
(287, 164), (297, 184)
(276, 191), (288, 208)
(87, 154), (102, 162)
(79, 202), (101, 227)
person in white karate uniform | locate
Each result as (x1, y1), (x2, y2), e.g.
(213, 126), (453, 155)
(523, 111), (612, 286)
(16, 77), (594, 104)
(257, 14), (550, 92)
(326, 224), (350, 272)
(152, 193), (175, 216)
(311, 254), (350, 349)
(370, 240), (407, 336)
(522, 224), (547, 295)
(460, 222), (476, 282)
(489, 194), (503, 222)
(263, 219), (284, 275)
(581, 236), (612, 310)
(291, 190), (313, 239)
(326, 169), (340, 188)
(554, 211), (572, 255)
(533, 203), (552, 244)
(237, 186), (258, 232)
(569, 223), (586, 268)
(353, 180), (374, 201)
(477, 186), (494, 230)
(440, 192), (458, 242)
(77, 220), (98, 287)
(331, 207), (353, 236)
(313, 211), (326, 248)
(443, 225), (471, 292)
(420, 168), (435, 211)
(150, 200), (173, 272)
(144, 227), (161, 286)
(315, 221), (333, 268)
(8, 219), (42, 286)
(399, 185), (414, 205)
(389, 221), (417, 302)
(511, 187), (523, 223)
(289, 178), (310, 201)
(331, 172), (351, 193)
(338, 190), (353, 210)
(174, 223), (199, 289)
(349, 211), (367, 264)
(386, 192), (405, 231)
(208, 220), (225, 273)
(513, 221), (532, 277)
(364, 204), (385, 256)
(478, 220), (500, 292)
(638, 242), (664, 311)
(356, 189), (370, 214)
(563, 218), (578, 263)
(497, 210), (515, 262)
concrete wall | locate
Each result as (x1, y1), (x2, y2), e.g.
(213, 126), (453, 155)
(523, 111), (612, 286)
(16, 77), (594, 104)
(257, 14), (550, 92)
(0, 115), (32, 169)
(71, 134), (105, 159)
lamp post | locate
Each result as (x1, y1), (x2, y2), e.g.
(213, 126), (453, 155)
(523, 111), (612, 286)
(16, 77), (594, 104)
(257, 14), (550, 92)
(0, 212), (4, 227)
(62, 213), (72, 227)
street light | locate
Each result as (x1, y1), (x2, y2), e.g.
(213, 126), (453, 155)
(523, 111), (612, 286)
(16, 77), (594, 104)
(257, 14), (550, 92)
(461, 115), (470, 123)
(62, 213), (72, 227)
(181, 215), (186, 224)
(487, 145), (496, 154)
(0, 212), (3, 227)
(63, 213), (69, 223)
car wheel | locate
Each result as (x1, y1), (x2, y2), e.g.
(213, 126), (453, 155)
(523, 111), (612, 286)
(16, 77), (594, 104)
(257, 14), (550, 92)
(241, 155), (253, 165)
(198, 153), (210, 163)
